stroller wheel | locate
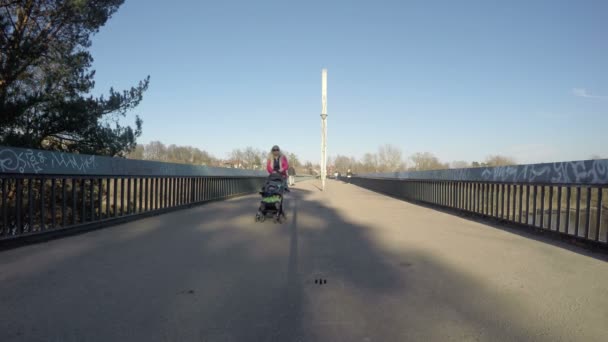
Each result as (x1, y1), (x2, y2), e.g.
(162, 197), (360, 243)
(255, 211), (265, 223)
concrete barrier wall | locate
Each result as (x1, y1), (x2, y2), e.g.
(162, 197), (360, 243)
(0, 146), (267, 177)
(359, 159), (608, 185)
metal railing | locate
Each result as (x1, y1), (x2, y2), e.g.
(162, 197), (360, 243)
(349, 159), (608, 246)
(0, 146), (266, 242)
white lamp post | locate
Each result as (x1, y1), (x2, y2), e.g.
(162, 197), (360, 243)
(320, 68), (328, 191)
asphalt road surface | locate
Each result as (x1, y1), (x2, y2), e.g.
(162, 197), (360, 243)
(1, 180), (607, 341)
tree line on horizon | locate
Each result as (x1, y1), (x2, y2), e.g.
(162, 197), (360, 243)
(127, 142), (521, 175)
(127, 141), (304, 171)
(329, 145), (518, 175)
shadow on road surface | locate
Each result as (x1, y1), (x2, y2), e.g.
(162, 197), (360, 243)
(0, 183), (603, 341)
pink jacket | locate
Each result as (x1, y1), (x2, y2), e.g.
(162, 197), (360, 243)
(267, 155), (289, 177)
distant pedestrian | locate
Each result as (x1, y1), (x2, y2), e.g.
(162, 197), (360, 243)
(288, 166), (296, 186)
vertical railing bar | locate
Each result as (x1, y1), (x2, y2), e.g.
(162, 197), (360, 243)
(157, 178), (161, 209)
(16, 179), (23, 234)
(193, 178), (197, 202)
(500, 184), (505, 219)
(197, 178), (201, 202)
(97, 179), (102, 220)
(113, 178), (118, 217)
(532, 185), (538, 227)
(479, 183), (483, 214)
(139, 178), (143, 212)
(127, 177), (132, 214)
(490, 184), (494, 217)
(485, 183), (492, 216)
(525, 185), (530, 225)
(565, 187), (571, 234)
(172, 178), (177, 207)
(478, 183), (481, 214)
(62, 178), (67, 227)
(161, 177), (169, 209)
(120, 178), (125, 216)
(575, 187), (581, 237)
(105, 178), (110, 219)
(150, 178), (154, 210)
(156, 178), (162, 209)
(595, 188), (602, 242)
(149, 177), (153, 210)
(89, 178), (94, 221)
(548, 186), (553, 230)
(540, 186), (545, 228)
(155, 177), (159, 210)
(164, 178), (169, 208)
(518, 184), (523, 223)
(461, 182), (465, 210)
(177, 177), (184, 206)
(50, 178), (56, 228)
(1, 178), (7, 234)
(585, 187), (592, 239)
(490, 183), (494, 216)
(205, 178), (209, 201)
(71, 178), (77, 225)
(40, 177), (45, 231)
(556, 186), (562, 233)
(488, 183), (492, 216)
(473, 182), (479, 214)
(81, 179), (87, 223)
(506, 184), (511, 221)
(511, 184), (517, 221)
(133, 177), (138, 213)
(467, 182), (470, 211)
(176, 178), (180, 206)
(471, 182), (474, 211)
(144, 178), (149, 212)
(27, 178), (33, 232)
(174, 178), (178, 206)
(166, 177), (170, 208)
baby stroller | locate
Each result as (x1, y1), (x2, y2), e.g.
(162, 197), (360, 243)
(255, 173), (288, 223)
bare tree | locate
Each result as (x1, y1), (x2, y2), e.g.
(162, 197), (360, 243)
(333, 155), (352, 173)
(229, 149), (245, 168)
(485, 155), (516, 167)
(284, 151), (301, 169)
(409, 152), (449, 171)
(144, 141), (167, 161)
(241, 147), (263, 169)
(450, 160), (471, 169)
(128, 145), (145, 160)
(377, 144), (405, 172)
(362, 153), (378, 173)
(303, 161), (314, 175)
(132, 141), (217, 165)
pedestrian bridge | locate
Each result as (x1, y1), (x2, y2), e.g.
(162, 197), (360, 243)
(1, 147), (607, 342)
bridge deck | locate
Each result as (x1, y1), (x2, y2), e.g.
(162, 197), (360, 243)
(1, 180), (607, 342)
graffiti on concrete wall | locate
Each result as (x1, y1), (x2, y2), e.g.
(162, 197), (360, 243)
(0, 148), (97, 174)
(0, 146), (266, 177)
(362, 159), (608, 185)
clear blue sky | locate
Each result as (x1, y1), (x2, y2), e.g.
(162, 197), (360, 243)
(89, 0), (608, 164)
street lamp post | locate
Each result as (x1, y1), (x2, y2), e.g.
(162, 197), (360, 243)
(321, 68), (328, 191)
